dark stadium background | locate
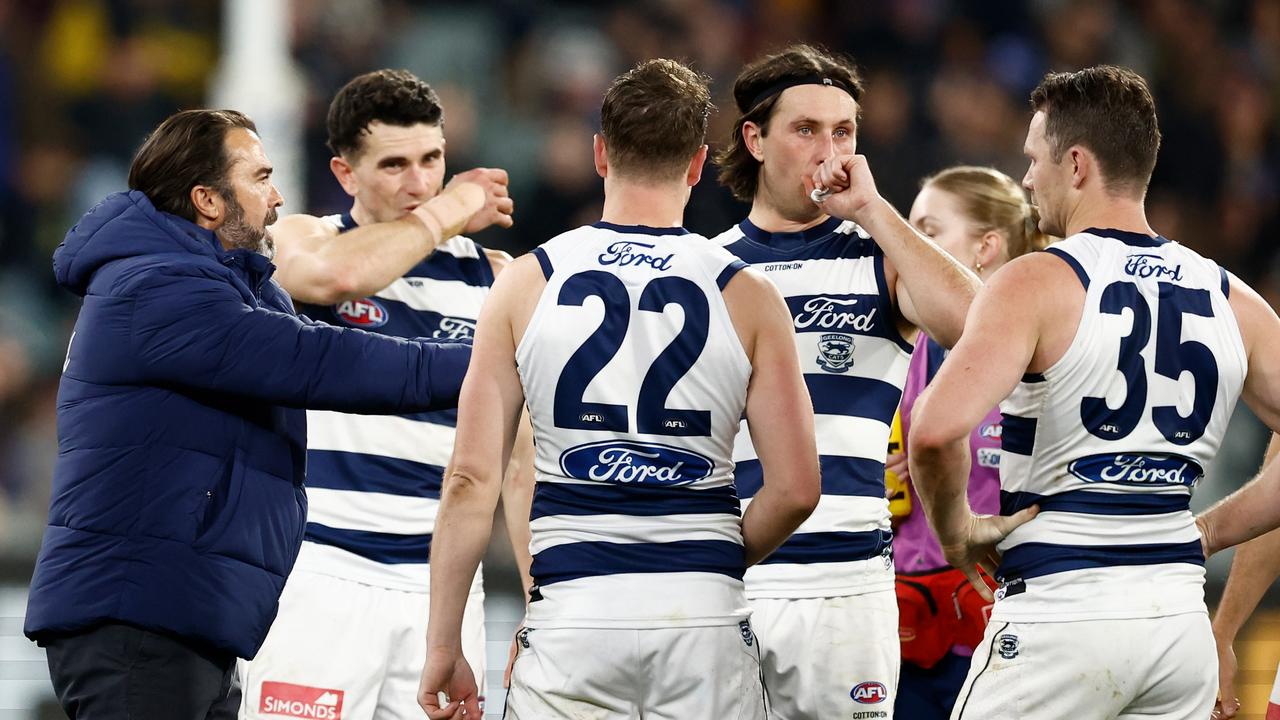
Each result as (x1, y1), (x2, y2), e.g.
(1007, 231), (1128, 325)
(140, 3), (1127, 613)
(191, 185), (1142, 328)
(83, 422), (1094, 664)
(1, 0), (1278, 717)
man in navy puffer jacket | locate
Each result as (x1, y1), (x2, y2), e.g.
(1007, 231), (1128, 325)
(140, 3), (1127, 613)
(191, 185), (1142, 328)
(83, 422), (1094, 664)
(23, 109), (484, 720)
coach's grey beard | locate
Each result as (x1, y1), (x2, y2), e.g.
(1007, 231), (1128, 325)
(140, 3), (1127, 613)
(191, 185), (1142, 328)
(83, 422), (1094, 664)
(217, 195), (278, 258)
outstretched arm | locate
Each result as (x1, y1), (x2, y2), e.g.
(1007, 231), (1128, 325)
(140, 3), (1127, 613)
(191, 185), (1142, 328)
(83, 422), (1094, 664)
(273, 169), (513, 304)
(813, 154), (979, 348)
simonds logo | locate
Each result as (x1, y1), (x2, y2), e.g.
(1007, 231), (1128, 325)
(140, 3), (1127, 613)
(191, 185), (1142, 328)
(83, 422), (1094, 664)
(259, 681), (343, 719)
(334, 298), (388, 328)
(1068, 453), (1203, 487)
(560, 441), (713, 486)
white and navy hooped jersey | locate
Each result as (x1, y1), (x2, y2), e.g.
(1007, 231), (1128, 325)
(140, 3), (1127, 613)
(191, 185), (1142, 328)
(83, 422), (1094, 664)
(290, 212), (493, 592)
(993, 228), (1246, 622)
(517, 222), (753, 629)
(713, 217), (910, 598)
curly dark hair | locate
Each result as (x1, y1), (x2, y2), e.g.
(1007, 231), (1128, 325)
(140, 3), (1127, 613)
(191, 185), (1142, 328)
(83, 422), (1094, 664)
(714, 44), (863, 202)
(1030, 65), (1161, 195)
(326, 69), (443, 159)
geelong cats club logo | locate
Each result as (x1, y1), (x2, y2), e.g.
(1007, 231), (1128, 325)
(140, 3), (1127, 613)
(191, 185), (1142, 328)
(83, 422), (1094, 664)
(817, 333), (855, 373)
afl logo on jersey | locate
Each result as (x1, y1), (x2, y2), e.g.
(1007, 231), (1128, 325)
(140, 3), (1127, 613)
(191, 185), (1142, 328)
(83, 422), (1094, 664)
(560, 441), (713, 486)
(850, 681), (887, 704)
(817, 333), (855, 373)
(334, 298), (388, 328)
(1068, 453), (1203, 487)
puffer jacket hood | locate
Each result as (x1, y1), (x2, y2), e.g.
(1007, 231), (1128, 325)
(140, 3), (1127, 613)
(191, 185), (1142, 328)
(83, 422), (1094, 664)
(54, 190), (219, 296)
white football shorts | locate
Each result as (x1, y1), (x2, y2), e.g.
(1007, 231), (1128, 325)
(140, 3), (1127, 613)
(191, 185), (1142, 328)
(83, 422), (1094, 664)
(504, 621), (767, 719)
(749, 589), (899, 719)
(951, 612), (1215, 719)
(238, 569), (486, 720)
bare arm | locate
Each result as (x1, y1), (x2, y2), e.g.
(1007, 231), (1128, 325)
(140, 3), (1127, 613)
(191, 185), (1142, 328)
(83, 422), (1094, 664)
(908, 254), (1062, 594)
(1211, 434), (1280, 718)
(274, 169), (513, 305)
(419, 257), (539, 718)
(724, 268), (821, 566)
(1213, 435), (1280, 642)
(485, 246), (532, 594)
(1197, 276), (1280, 555)
(814, 155), (980, 348)
(501, 408), (536, 596)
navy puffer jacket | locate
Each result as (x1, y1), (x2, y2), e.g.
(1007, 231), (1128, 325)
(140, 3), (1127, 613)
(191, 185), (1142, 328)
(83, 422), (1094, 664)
(24, 191), (470, 659)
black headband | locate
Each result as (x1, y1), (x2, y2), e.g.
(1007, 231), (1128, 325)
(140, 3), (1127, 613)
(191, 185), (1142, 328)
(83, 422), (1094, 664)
(745, 74), (857, 112)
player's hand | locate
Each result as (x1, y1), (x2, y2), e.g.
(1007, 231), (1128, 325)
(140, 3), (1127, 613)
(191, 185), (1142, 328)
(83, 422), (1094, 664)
(1212, 636), (1240, 718)
(418, 648), (481, 719)
(1196, 514), (1216, 560)
(811, 154), (881, 222)
(445, 168), (514, 233)
(884, 452), (910, 492)
(503, 623), (524, 688)
(939, 506), (1039, 601)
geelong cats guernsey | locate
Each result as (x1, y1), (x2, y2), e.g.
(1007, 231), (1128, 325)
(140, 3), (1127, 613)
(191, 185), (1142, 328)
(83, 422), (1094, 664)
(994, 228), (1246, 622)
(517, 222), (752, 629)
(713, 217), (909, 598)
(292, 212), (494, 591)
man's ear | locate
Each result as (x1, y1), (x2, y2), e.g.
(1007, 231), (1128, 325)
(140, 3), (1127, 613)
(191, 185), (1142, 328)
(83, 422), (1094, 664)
(593, 134), (608, 179)
(1069, 146), (1090, 190)
(331, 156), (359, 197)
(743, 121), (766, 162)
(687, 145), (709, 187)
(190, 185), (224, 227)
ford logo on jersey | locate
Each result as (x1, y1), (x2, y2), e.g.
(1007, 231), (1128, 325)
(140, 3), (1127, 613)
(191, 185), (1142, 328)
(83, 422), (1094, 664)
(334, 298), (388, 328)
(432, 316), (477, 340)
(560, 441), (713, 486)
(597, 241), (674, 271)
(1067, 453), (1204, 487)
(793, 296), (878, 333)
(1124, 253), (1184, 282)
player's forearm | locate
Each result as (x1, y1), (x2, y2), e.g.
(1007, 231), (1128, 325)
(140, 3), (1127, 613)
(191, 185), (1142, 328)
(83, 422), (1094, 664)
(1213, 528), (1280, 640)
(426, 466), (502, 651)
(307, 184), (484, 303)
(1211, 433), (1280, 639)
(305, 215), (440, 302)
(855, 197), (979, 347)
(741, 483), (818, 566)
(1199, 458), (1280, 556)
(500, 470), (535, 596)
(499, 411), (536, 594)
(909, 429), (974, 548)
